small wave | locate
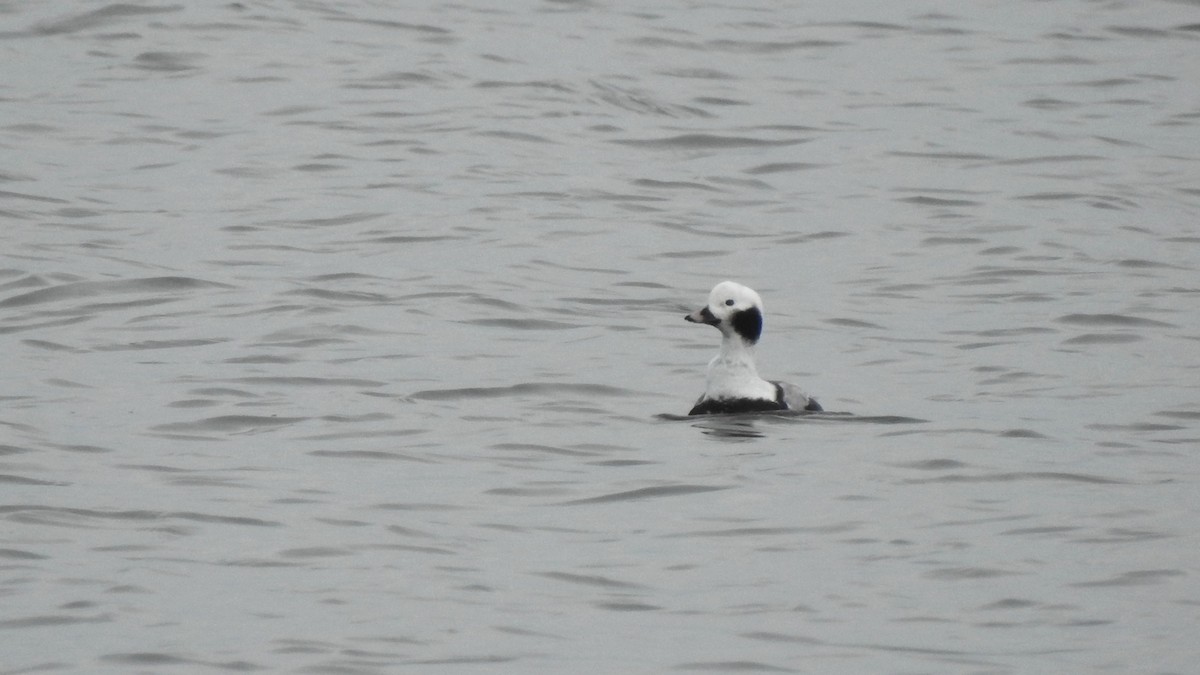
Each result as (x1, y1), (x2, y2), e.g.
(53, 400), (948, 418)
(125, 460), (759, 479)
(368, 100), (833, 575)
(710, 38), (845, 53)
(172, 512), (280, 527)
(474, 130), (556, 144)
(894, 459), (970, 470)
(309, 450), (436, 463)
(564, 484), (729, 505)
(151, 415), (306, 434)
(0, 276), (230, 308)
(32, 4), (182, 36)
(490, 443), (598, 457)
(0, 614), (112, 629)
(0, 474), (67, 486)
(99, 653), (193, 667)
(1070, 569), (1185, 587)
(1056, 313), (1174, 327)
(410, 382), (636, 400)
(611, 133), (810, 149)
(897, 195), (982, 207)
(824, 317), (888, 330)
(744, 162), (823, 174)
(325, 16), (452, 35)
(672, 660), (794, 672)
(632, 178), (721, 192)
(925, 566), (1021, 580)
(0, 548), (46, 561)
(905, 471), (1125, 485)
(1088, 422), (1185, 432)
(0, 506), (280, 528)
(889, 151), (995, 161)
(538, 571), (644, 589)
(229, 376), (385, 387)
(132, 51), (203, 73)
(457, 318), (584, 330)
(591, 81), (712, 119)
(1062, 333), (1142, 345)
(93, 338), (229, 351)
(1155, 410), (1200, 420)
(282, 288), (390, 302)
(278, 547), (353, 559)
(364, 234), (462, 244)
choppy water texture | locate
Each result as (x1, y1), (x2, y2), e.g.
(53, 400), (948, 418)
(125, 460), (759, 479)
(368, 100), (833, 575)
(3, 1), (1199, 673)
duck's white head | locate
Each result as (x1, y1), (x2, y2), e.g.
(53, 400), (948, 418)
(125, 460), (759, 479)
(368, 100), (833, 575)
(684, 280), (765, 344)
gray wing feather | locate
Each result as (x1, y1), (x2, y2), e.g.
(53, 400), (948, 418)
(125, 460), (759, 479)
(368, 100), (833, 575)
(774, 381), (820, 411)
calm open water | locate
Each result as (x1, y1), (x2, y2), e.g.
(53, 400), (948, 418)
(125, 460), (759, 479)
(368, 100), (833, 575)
(2, 1), (1199, 673)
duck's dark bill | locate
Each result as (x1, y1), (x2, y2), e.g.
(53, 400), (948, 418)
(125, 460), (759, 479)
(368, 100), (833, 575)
(684, 306), (719, 325)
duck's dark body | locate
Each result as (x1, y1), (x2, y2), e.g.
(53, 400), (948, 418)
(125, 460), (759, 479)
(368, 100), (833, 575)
(688, 383), (822, 416)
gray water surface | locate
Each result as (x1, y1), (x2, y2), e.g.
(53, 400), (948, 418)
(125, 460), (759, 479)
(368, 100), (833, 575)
(3, 1), (1199, 673)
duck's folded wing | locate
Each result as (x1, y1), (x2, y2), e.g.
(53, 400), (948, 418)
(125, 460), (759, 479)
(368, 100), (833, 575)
(774, 381), (822, 412)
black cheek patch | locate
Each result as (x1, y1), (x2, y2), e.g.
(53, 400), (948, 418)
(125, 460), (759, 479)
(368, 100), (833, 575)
(731, 306), (762, 343)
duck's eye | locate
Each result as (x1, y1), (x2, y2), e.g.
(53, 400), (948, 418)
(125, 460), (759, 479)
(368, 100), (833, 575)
(724, 299), (735, 306)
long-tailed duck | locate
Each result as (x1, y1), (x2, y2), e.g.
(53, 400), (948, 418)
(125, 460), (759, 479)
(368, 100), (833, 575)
(685, 280), (822, 415)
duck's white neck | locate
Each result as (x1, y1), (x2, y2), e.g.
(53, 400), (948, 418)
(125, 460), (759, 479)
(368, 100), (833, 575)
(705, 334), (776, 400)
